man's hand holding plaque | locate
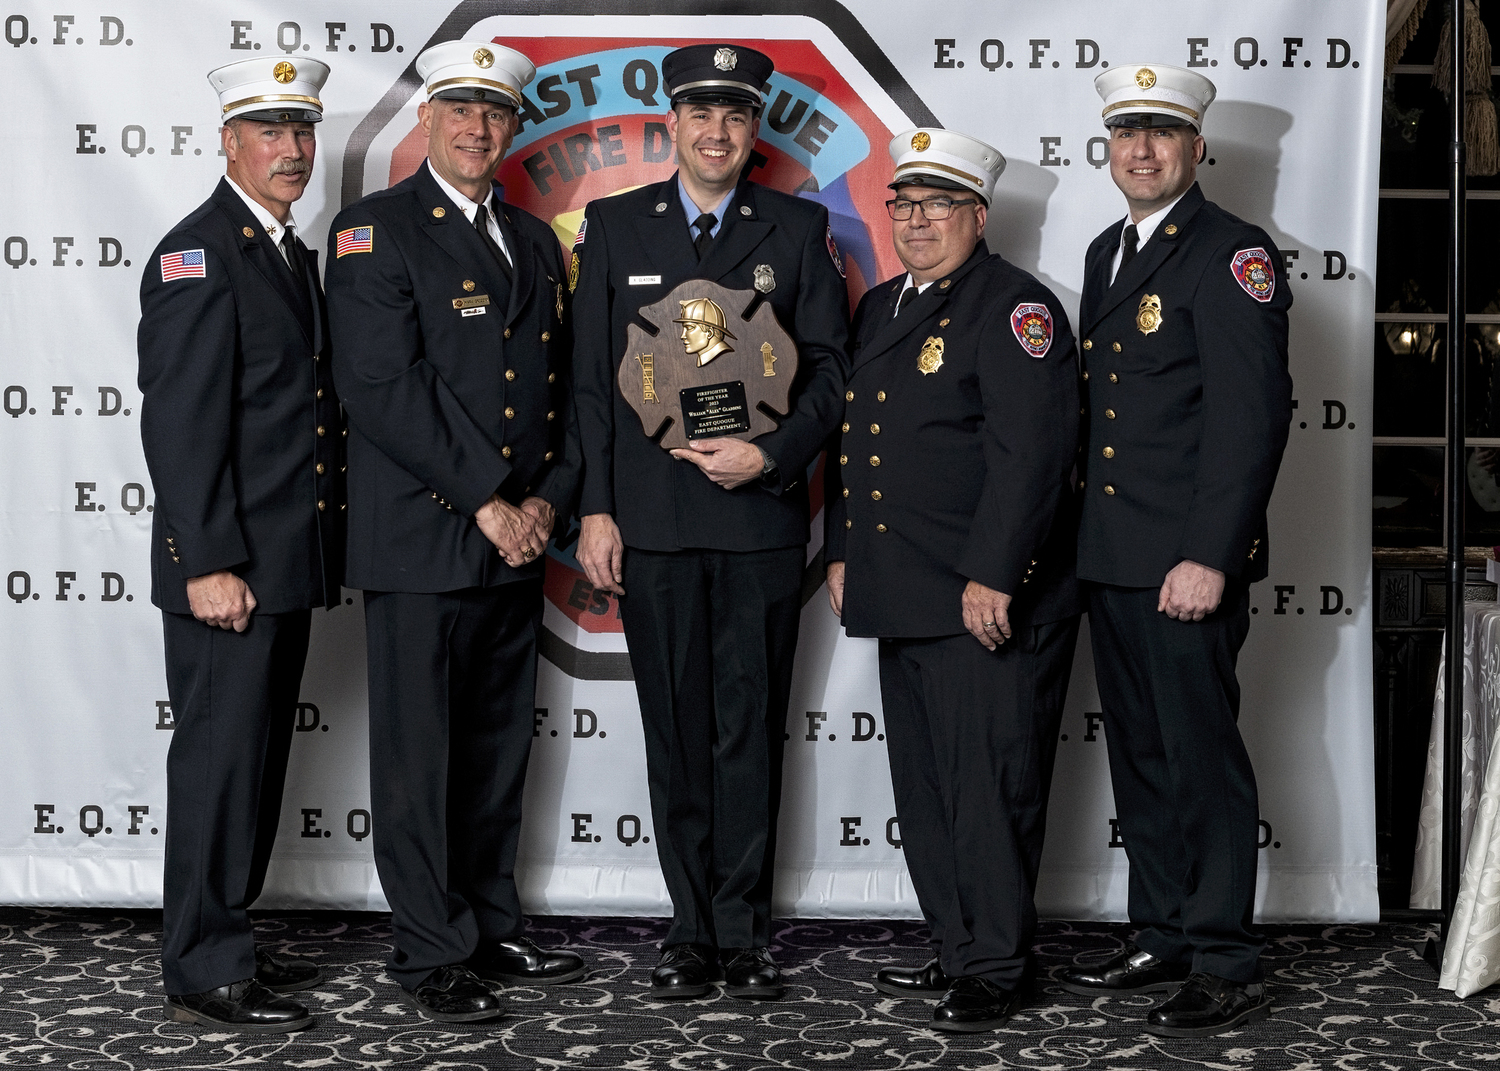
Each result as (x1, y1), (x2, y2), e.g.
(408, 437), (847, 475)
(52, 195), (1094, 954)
(617, 279), (799, 460)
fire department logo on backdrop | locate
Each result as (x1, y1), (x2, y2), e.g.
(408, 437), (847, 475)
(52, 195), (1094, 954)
(347, 9), (934, 671)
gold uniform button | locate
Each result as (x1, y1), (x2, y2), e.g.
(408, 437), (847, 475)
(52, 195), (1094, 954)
(432, 206), (446, 218)
(342, 428), (348, 437)
(505, 369), (516, 381)
(846, 390), (854, 401)
(871, 490), (882, 501)
(876, 523), (888, 532)
(1083, 339), (1093, 351)
(1082, 371), (1090, 380)
(504, 407), (516, 419)
(502, 446), (512, 458)
(938, 279), (950, 289)
(545, 451), (555, 461)
(869, 456), (880, 467)
(316, 463), (326, 474)
(1112, 342), (1122, 353)
(317, 500), (326, 511)
(316, 388), (324, 399)
(541, 331), (551, 342)
(845, 519), (852, 529)
(1109, 372), (1119, 383)
(1102, 447), (1115, 459)
(877, 391), (886, 402)
(842, 487), (850, 498)
(1104, 484), (1116, 495)
(1105, 409), (1116, 419)
(548, 372), (557, 384)
(870, 424), (880, 435)
(316, 425), (326, 436)
(504, 328), (512, 339)
(842, 422), (850, 433)
(242, 227), (255, 238)
(547, 411), (556, 421)
(840, 454), (848, 465)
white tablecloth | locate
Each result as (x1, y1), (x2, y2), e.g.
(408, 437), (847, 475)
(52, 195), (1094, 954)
(1411, 600), (1500, 996)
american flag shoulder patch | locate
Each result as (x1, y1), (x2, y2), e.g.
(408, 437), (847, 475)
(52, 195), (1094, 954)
(336, 226), (374, 258)
(159, 249), (206, 282)
(573, 218), (587, 246)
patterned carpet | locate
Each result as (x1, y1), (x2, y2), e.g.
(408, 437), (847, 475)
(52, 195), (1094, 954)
(0, 909), (1492, 1070)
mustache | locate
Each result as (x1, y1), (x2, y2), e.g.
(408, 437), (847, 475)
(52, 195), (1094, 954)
(269, 160), (311, 177)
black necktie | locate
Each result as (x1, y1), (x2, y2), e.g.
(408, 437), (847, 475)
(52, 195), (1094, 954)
(280, 226), (308, 292)
(473, 202), (514, 283)
(1119, 223), (1139, 273)
(693, 213), (717, 260)
(895, 285), (917, 317)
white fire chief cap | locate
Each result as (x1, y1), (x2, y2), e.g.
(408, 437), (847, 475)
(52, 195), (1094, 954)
(1094, 63), (1216, 130)
(208, 56), (330, 123)
(415, 39), (536, 108)
(888, 128), (1006, 205)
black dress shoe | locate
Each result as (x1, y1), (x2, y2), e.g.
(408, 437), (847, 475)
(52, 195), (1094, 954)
(873, 957), (955, 998)
(163, 978), (312, 1033)
(649, 944), (715, 1000)
(931, 976), (1023, 1032)
(1057, 942), (1191, 996)
(722, 947), (784, 1001)
(400, 965), (505, 1023)
(1144, 972), (1272, 1037)
(254, 948), (325, 993)
(468, 936), (587, 986)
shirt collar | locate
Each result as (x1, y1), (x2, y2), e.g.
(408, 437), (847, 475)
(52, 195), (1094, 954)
(678, 177), (734, 235)
(225, 175), (296, 241)
(427, 159), (494, 221)
(1125, 189), (1188, 248)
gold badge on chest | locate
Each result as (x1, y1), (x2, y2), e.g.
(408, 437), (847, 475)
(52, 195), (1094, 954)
(918, 335), (945, 375)
(1136, 293), (1163, 336)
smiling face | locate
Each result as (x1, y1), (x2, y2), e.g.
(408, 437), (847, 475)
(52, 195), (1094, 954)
(667, 102), (759, 208)
(1108, 124), (1203, 221)
(420, 96), (518, 203)
(222, 120), (316, 221)
(890, 186), (987, 286)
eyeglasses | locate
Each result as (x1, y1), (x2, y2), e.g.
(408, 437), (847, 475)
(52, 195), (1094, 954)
(885, 196), (978, 220)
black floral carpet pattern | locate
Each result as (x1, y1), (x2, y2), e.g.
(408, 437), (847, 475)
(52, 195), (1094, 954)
(0, 909), (1494, 1069)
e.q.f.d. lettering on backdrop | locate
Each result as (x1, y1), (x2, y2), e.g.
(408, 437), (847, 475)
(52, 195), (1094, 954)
(0, 0), (1379, 921)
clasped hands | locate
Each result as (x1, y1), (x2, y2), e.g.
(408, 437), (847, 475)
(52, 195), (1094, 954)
(476, 494), (555, 568)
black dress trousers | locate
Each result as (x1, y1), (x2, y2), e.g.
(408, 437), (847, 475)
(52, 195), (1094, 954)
(160, 608), (311, 996)
(1086, 581), (1265, 982)
(620, 545), (804, 950)
(363, 582), (542, 990)
(878, 617), (1080, 986)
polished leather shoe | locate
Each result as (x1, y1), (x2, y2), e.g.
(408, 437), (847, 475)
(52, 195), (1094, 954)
(254, 948), (325, 993)
(468, 936), (587, 986)
(401, 965), (505, 1023)
(722, 947), (784, 1001)
(874, 957), (955, 998)
(930, 976), (1023, 1032)
(164, 978), (312, 1033)
(649, 943), (715, 1000)
(1144, 972), (1272, 1037)
(1057, 943), (1191, 996)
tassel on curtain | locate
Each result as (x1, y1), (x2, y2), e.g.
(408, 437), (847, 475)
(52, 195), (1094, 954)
(1433, 0), (1499, 176)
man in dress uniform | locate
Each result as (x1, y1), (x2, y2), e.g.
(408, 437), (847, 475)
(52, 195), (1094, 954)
(1057, 65), (1293, 1037)
(571, 43), (849, 1001)
(324, 39), (584, 1023)
(138, 56), (340, 1032)
(824, 130), (1082, 1031)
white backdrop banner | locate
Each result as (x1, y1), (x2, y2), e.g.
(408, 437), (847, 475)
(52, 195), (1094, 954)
(0, 0), (1381, 922)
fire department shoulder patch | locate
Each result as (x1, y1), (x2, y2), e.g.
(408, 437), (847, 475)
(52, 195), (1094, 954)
(1011, 303), (1053, 358)
(1230, 247), (1275, 303)
(826, 225), (845, 278)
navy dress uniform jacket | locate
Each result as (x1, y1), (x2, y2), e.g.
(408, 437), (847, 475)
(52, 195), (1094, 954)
(1076, 183), (1293, 588)
(571, 175), (849, 551)
(138, 178), (343, 614)
(825, 243), (1081, 638)
(325, 164), (580, 592)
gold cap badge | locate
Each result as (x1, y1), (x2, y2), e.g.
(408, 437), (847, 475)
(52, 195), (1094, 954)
(911, 131), (931, 152)
(1135, 67), (1156, 89)
(273, 61), (297, 84)
(473, 48), (494, 68)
